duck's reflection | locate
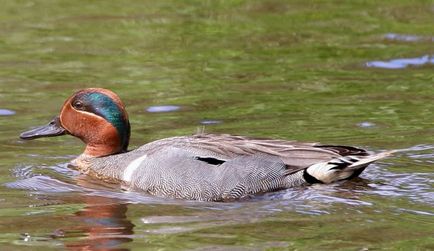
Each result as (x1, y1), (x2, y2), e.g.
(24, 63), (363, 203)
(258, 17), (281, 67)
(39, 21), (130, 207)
(63, 195), (134, 251)
(59, 172), (135, 251)
(67, 196), (133, 250)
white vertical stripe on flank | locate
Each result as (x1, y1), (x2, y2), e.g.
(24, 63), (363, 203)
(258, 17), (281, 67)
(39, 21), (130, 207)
(123, 155), (147, 182)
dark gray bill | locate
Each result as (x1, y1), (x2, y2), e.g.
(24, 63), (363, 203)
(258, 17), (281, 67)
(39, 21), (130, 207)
(20, 116), (67, 140)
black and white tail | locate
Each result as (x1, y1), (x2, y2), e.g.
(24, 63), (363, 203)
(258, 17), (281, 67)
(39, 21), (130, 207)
(303, 151), (395, 184)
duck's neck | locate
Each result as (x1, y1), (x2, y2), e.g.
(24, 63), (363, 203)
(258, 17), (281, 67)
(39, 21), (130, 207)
(84, 142), (123, 158)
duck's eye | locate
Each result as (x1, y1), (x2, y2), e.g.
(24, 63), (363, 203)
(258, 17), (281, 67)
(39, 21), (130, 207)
(72, 100), (85, 110)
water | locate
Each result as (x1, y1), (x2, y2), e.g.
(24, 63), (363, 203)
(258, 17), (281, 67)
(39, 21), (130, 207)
(1, 1), (433, 250)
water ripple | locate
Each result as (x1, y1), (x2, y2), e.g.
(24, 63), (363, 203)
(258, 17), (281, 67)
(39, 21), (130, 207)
(6, 175), (84, 193)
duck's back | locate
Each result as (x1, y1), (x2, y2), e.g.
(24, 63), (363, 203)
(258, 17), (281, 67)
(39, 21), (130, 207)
(136, 134), (367, 166)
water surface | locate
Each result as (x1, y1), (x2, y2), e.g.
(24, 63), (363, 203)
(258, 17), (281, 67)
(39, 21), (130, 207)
(0, 1), (433, 250)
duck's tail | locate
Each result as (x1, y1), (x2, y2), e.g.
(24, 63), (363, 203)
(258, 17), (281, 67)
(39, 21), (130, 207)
(303, 151), (395, 184)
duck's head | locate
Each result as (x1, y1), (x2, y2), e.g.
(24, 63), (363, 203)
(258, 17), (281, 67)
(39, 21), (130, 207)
(20, 88), (130, 157)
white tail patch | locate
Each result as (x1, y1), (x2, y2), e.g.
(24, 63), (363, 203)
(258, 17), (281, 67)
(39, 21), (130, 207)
(123, 154), (147, 182)
(306, 151), (395, 183)
(306, 162), (345, 184)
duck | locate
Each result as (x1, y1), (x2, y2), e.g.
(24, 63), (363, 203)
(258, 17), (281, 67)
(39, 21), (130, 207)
(20, 88), (393, 201)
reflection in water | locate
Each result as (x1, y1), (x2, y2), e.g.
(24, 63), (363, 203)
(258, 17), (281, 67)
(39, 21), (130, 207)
(7, 170), (135, 250)
(199, 120), (222, 125)
(384, 33), (434, 42)
(65, 196), (134, 251)
(0, 108), (16, 116)
(366, 55), (434, 69)
(146, 105), (181, 113)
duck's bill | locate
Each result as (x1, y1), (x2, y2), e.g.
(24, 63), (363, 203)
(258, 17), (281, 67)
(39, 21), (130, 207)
(20, 116), (67, 140)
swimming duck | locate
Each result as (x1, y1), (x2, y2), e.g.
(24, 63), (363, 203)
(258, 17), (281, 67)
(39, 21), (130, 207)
(20, 88), (392, 201)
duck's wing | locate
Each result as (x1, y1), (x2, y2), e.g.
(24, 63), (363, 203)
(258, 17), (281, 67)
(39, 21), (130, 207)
(141, 134), (368, 170)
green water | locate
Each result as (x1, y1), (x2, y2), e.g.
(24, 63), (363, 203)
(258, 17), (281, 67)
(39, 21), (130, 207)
(0, 0), (433, 250)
